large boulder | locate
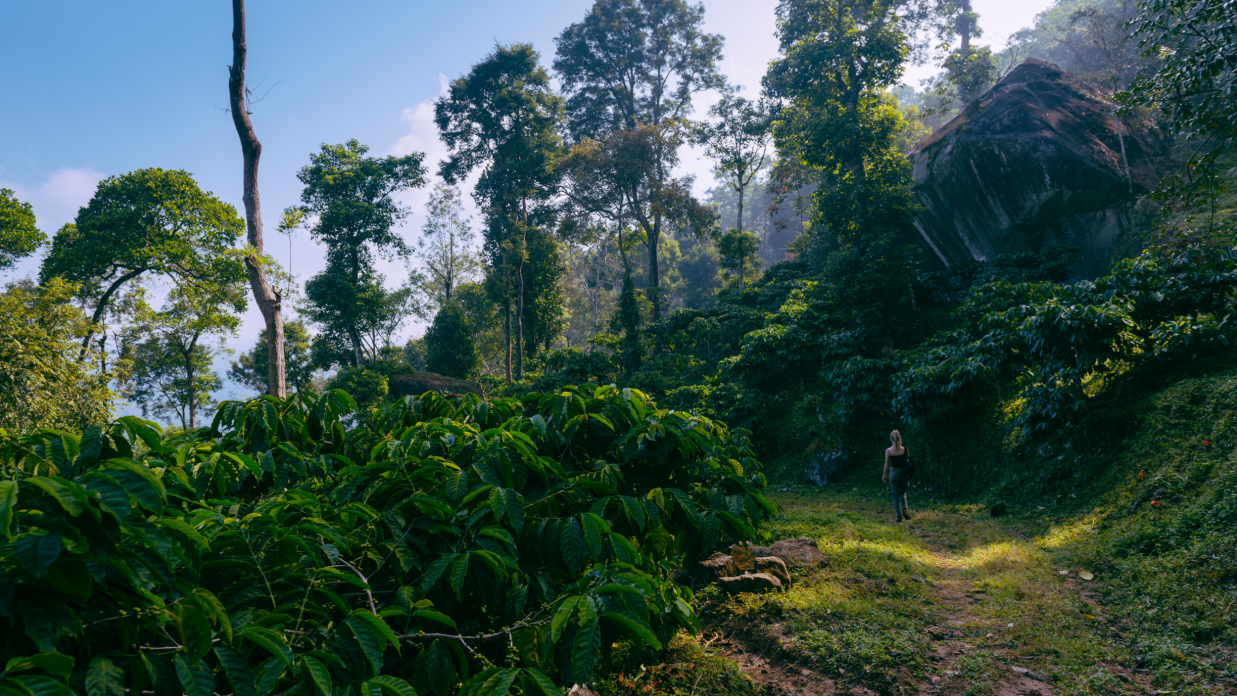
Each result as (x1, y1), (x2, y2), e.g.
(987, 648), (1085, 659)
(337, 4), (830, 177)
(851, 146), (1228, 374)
(388, 372), (482, 398)
(908, 59), (1167, 279)
(694, 539), (823, 585)
(768, 538), (828, 569)
(755, 556), (792, 586)
(694, 551), (742, 583)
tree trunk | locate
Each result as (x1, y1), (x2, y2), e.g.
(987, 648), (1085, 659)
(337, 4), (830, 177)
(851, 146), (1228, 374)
(503, 256), (512, 383)
(1114, 109), (1132, 193)
(736, 183), (745, 232)
(649, 217), (661, 321)
(516, 202), (528, 380)
(960, 0), (972, 50)
(516, 254), (525, 380)
(229, 0), (286, 398)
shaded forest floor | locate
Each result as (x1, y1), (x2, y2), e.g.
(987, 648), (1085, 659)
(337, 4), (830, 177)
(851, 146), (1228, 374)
(596, 481), (1237, 696)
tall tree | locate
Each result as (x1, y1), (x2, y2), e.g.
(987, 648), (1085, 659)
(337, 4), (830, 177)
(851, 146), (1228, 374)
(39, 169), (246, 361)
(229, 318), (317, 395)
(521, 229), (566, 355)
(295, 139), (425, 365)
(1124, 0), (1236, 218)
(424, 301), (479, 380)
(228, 0), (286, 398)
(0, 279), (112, 433)
(122, 277), (247, 430)
(435, 43), (564, 380)
(716, 228), (760, 292)
(554, 0), (726, 320)
(411, 183), (482, 313)
(764, 0), (919, 346)
(558, 125), (715, 296)
(693, 94), (777, 234)
(0, 189), (44, 271)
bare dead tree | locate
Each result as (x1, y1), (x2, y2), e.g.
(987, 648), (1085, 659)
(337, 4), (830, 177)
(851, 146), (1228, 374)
(228, 0), (286, 398)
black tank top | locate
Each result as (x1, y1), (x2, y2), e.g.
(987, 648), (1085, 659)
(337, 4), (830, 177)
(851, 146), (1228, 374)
(890, 450), (908, 468)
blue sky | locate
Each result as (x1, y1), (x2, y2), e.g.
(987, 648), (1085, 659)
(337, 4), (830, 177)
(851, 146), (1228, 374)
(0, 0), (1052, 402)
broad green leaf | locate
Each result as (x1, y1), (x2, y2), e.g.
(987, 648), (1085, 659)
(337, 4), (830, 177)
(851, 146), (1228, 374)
(561, 518), (586, 571)
(350, 609), (400, 653)
(300, 656), (332, 696)
(580, 514), (603, 558)
(550, 597), (580, 642)
(25, 478), (85, 517)
(190, 589), (232, 642)
(11, 533), (61, 578)
(239, 626), (292, 667)
(602, 613), (662, 650)
(413, 609), (457, 630)
(367, 675), (418, 696)
(419, 554), (457, 594)
(176, 605), (214, 659)
(9, 674), (74, 696)
(214, 648), (255, 696)
(571, 615), (601, 683)
(5, 652), (74, 678)
(521, 669), (561, 696)
(0, 481), (16, 538)
(0, 678), (35, 696)
(172, 656), (213, 696)
(85, 657), (123, 696)
(425, 641), (457, 696)
(155, 518), (210, 550)
(345, 614), (385, 677)
(449, 554), (470, 600)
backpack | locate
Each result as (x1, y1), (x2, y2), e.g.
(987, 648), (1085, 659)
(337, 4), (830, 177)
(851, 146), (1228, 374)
(903, 451), (916, 479)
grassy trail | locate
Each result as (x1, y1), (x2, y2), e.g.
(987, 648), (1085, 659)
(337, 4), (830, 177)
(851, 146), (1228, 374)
(691, 480), (1232, 696)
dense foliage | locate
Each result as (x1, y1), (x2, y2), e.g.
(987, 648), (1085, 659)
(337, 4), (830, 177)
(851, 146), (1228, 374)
(425, 302), (480, 380)
(0, 386), (771, 696)
(0, 280), (112, 434)
(0, 189), (44, 271)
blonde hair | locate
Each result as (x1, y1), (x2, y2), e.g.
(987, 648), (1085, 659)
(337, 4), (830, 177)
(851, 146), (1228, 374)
(890, 430), (903, 449)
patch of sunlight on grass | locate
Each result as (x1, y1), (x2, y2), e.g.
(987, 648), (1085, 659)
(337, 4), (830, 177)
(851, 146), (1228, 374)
(1037, 515), (1098, 550)
(949, 540), (1037, 572)
(831, 537), (943, 568)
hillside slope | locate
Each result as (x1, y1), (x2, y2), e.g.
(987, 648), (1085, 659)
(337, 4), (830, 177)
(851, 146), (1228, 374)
(599, 352), (1237, 695)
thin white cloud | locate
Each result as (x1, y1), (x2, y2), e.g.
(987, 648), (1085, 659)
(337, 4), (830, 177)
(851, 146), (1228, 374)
(0, 167), (105, 282)
(0, 167), (104, 234)
(385, 74), (484, 340)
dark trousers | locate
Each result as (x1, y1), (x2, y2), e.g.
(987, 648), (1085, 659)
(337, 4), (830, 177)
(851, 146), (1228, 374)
(889, 467), (909, 519)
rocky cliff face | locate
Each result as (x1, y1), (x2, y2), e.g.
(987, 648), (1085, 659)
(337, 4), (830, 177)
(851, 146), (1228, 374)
(908, 59), (1165, 278)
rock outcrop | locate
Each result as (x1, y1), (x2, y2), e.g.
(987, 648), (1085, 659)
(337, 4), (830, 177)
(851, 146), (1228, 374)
(806, 443), (848, 486)
(908, 59), (1166, 278)
(692, 538), (824, 592)
(767, 538), (827, 569)
(387, 372), (482, 398)
(719, 572), (783, 594)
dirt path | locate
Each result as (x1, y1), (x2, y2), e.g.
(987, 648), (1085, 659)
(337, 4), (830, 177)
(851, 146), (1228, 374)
(702, 487), (1160, 696)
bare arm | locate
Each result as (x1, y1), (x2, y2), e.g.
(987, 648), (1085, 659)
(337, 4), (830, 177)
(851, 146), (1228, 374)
(882, 449), (890, 482)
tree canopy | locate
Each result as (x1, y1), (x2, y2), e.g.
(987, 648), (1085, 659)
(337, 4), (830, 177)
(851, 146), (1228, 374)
(296, 140), (425, 366)
(39, 169), (247, 358)
(0, 189), (43, 271)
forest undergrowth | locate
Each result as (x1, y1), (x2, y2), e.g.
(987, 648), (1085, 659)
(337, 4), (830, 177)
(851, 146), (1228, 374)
(595, 350), (1237, 696)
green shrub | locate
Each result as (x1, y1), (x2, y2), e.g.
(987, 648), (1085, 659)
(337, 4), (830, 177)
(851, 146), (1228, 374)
(0, 385), (772, 695)
(426, 301), (479, 380)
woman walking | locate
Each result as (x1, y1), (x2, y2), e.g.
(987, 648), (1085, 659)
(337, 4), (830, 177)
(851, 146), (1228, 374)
(882, 430), (912, 522)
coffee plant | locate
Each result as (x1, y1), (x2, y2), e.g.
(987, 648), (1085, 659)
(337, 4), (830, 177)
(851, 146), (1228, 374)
(0, 385), (773, 696)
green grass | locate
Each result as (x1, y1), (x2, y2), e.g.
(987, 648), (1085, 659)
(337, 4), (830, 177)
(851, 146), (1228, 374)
(596, 348), (1237, 695)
